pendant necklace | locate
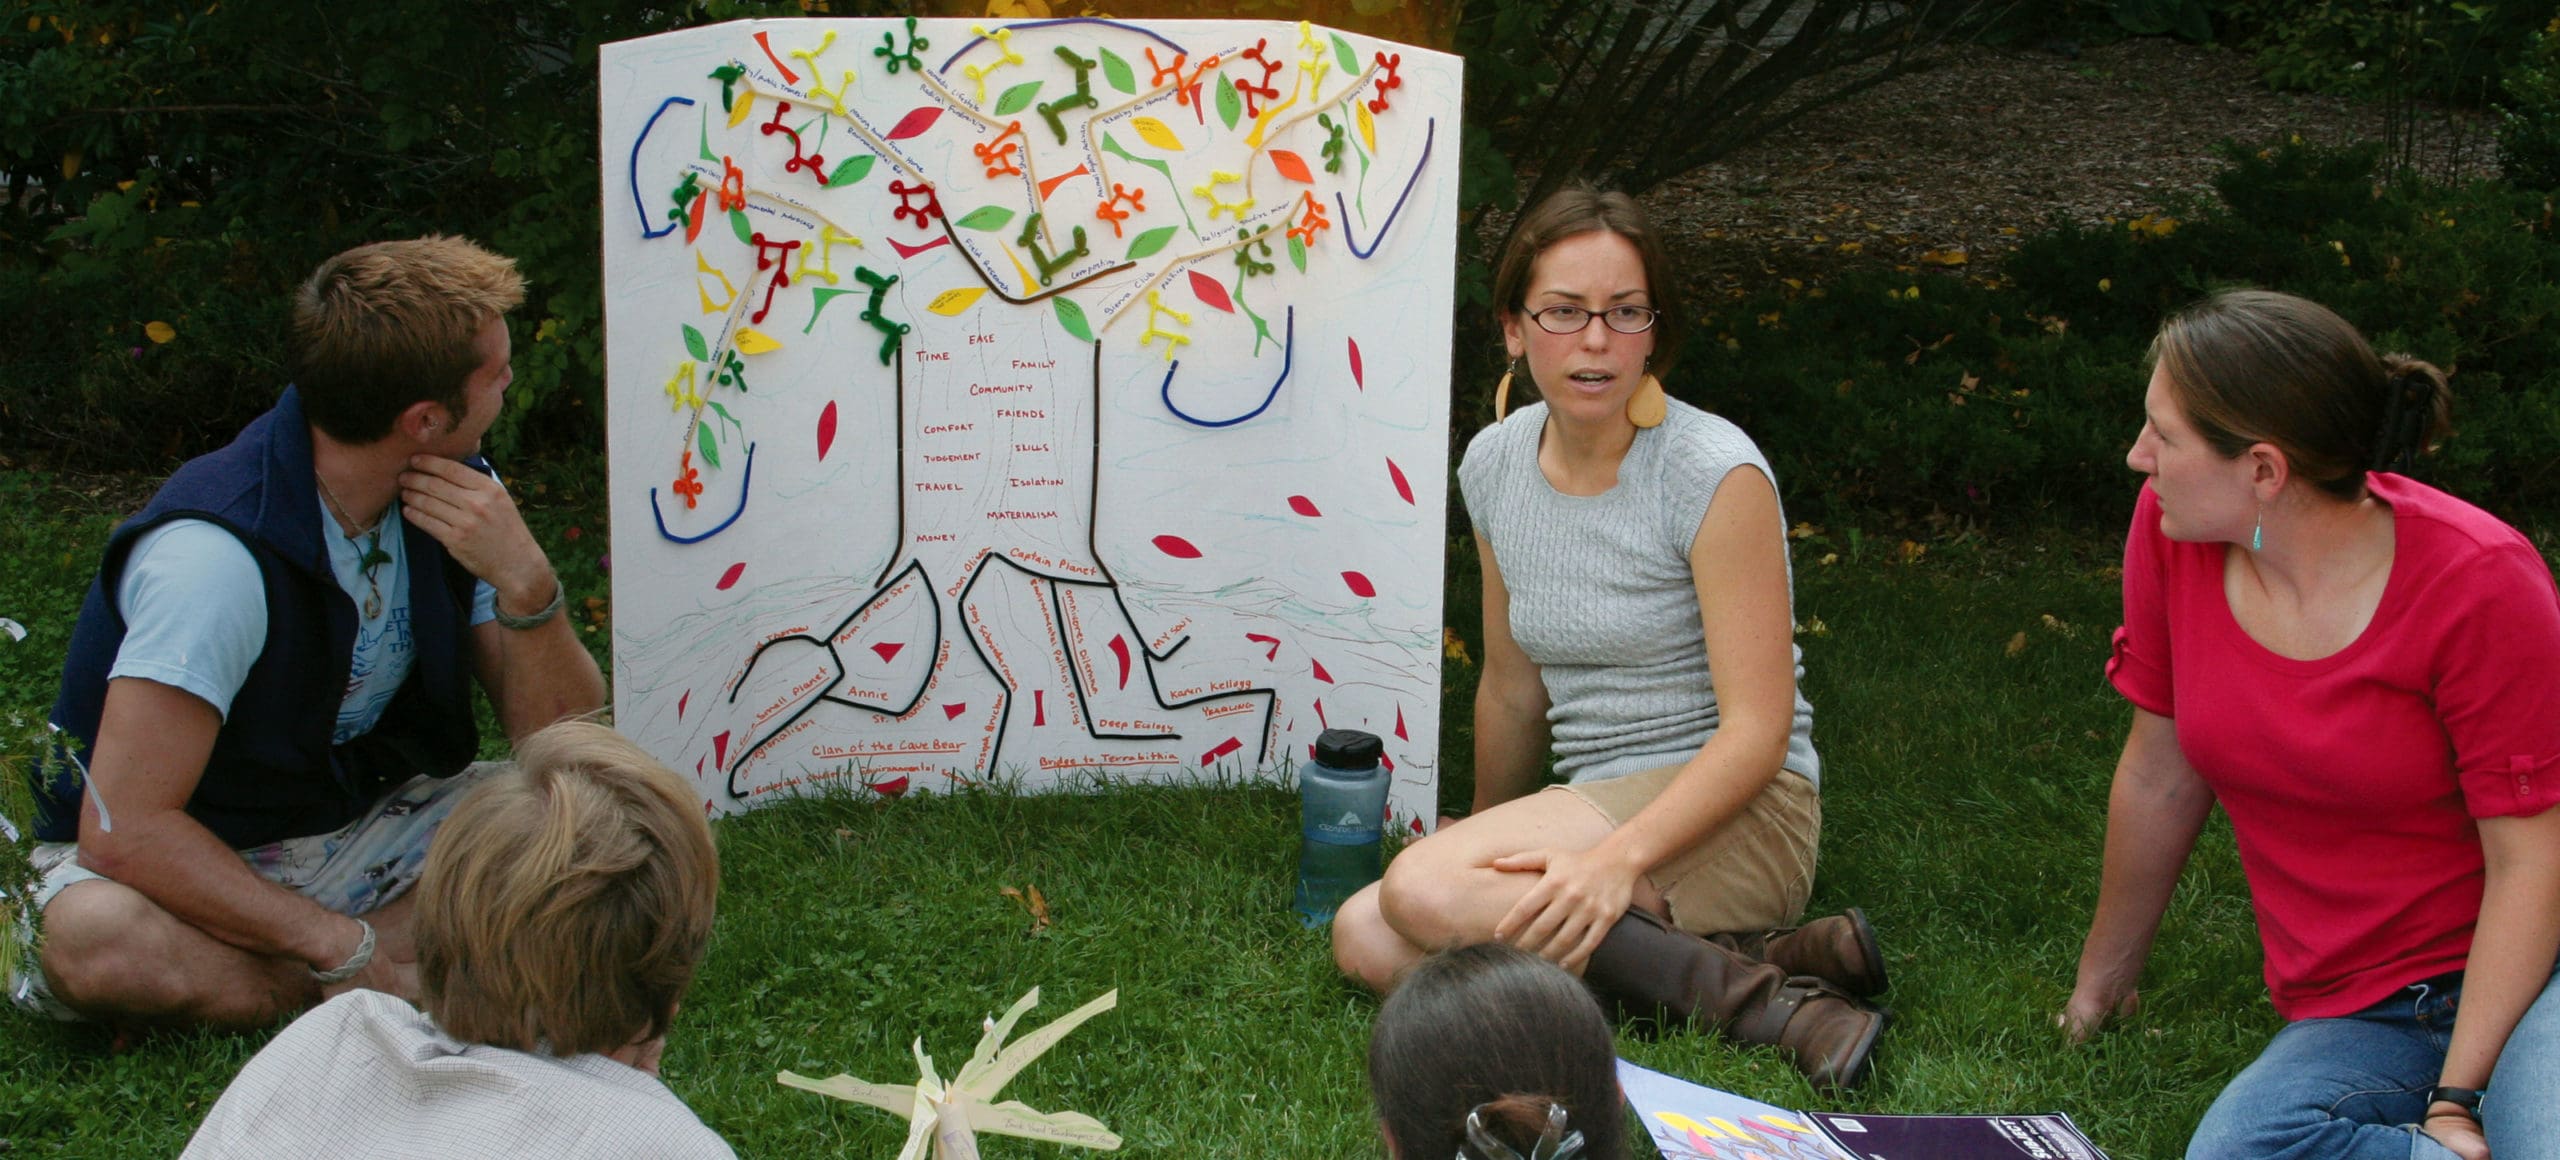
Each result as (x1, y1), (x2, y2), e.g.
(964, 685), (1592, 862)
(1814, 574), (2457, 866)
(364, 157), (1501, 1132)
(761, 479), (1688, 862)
(316, 474), (392, 620)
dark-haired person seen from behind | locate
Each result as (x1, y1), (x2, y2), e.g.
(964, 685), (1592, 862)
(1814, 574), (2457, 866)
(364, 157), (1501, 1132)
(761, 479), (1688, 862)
(2064, 290), (2560, 1159)
(9, 237), (606, 1027)
(1332, 183), (1887, 1090)
(1371, 943), (1628, 1160)
(182, 721), (732, 1158)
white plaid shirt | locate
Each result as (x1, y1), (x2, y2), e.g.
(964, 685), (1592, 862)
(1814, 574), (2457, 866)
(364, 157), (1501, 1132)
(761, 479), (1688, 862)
(181, 990), (734, 1159)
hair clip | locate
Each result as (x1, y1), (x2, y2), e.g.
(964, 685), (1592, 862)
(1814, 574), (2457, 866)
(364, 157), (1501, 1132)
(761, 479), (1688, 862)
(1460, 1103), (1586, 1160)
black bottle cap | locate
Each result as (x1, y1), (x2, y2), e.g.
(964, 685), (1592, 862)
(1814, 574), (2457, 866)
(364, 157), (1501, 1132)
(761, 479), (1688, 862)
(1314, 728), (1383, 770)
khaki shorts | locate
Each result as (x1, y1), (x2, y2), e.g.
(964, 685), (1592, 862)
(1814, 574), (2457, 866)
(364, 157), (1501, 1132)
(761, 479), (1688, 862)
(1550, 764), (1820, 937)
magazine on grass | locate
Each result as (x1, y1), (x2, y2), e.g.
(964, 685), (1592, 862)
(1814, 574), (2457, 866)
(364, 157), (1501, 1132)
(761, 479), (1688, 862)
(1618, 1059), (2109, 1159)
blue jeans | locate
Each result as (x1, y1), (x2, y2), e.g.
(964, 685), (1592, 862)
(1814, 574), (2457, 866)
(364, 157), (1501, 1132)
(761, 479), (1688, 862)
(2188, 969), (2560, 1159)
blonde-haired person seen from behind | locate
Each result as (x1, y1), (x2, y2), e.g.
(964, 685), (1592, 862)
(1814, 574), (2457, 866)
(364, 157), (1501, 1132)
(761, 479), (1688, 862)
(182, 721), (734, 1159)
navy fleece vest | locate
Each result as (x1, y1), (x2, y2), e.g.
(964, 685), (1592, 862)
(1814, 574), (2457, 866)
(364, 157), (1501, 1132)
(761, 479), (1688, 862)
(41, 387), (480, 849)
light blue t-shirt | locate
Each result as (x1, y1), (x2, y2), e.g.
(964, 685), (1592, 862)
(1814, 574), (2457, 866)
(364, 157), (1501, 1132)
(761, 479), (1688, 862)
(109, 493), (497, 743)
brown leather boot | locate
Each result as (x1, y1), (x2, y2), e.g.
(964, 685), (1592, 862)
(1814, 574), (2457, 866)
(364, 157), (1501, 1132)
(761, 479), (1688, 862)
(1709, 908), (1889, 998)
(1583, 907), (1887, 1091)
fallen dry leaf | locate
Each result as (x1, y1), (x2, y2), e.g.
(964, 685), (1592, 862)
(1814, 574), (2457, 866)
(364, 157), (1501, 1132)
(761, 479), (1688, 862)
(1000, 884), (1052, 934)
(2006, 631), (2028, 657)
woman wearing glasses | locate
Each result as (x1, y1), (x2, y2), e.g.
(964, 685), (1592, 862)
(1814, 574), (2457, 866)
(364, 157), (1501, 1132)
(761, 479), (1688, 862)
(1332, 182), (1888, 1090)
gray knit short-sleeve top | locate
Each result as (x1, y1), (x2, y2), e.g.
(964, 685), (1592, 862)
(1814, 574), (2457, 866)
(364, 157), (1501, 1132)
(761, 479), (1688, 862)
(1457, 398), (1821, 787)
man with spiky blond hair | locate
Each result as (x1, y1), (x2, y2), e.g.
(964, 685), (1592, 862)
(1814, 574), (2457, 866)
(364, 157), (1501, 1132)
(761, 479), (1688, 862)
(12, 236), (606, 1029)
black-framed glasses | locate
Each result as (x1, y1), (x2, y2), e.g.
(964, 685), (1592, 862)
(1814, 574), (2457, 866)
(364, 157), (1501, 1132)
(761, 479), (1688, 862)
(1528, 303), (1659, 335)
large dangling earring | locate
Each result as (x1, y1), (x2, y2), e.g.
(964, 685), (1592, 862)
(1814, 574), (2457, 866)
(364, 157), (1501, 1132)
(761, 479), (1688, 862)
(1626, 374), (1667, 429)
(2251, 505), (2264, 552)
(1494, 358), (1520, 421)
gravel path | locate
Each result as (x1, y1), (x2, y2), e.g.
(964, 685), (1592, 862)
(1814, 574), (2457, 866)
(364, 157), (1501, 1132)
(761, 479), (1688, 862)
(1640, 36), (2500, 298)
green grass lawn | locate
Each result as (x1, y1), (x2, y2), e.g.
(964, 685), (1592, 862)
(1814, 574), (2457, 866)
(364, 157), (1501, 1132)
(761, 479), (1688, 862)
(0, 464), (2302, 1158)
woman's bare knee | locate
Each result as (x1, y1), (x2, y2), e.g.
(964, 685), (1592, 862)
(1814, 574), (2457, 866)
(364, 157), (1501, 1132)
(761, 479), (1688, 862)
(1332, 884), (1422, 991)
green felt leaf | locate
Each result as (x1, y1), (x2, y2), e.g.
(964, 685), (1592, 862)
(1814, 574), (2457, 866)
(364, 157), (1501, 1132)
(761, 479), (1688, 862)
(1126, 225), (1178, 260)
(827, 154), (875, 186)
(1098, 47), (1135, 94)
(1215, 76), (1242, 131)
(805, 287), (855, 334)
(1053, 296), (1093, 343)
(681, 324), (709, 362)
(955, 204), (1017, 232)
(993, 80), (1043, 116)
(1287, 233), (1307, 273)
(696, 420), (721, 470)
(729, 208), (752, 245)
(1332, 34), (1360, 78)
(708, 400), (741, 431)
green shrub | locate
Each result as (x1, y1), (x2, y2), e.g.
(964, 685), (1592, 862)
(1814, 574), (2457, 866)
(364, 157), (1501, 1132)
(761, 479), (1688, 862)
(1672, 139), (2560, 528)
(0, 1), (890, 471)
(2498, 20), (2560, 189)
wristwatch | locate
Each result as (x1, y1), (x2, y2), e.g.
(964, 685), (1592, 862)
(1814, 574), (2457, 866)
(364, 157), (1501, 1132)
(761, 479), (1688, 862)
(2425, 1085), (2485, 1122)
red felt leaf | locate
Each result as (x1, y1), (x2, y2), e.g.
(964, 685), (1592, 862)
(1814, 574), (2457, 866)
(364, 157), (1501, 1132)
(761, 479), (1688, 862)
(717, 561), (747, 590)
(678, 690), (690, 719)
(713, 731), (731, 767)
(943, 702), (968, 720)
(818, 400), (838, 460)
(1342, 571), (1376, 598)
(1188, 269), (1235, 313)
(1108, 635), (1131, 689)
(1313, 697), (1326, 727)
(1201, 737), (1243, 766)
(685, 191), (708, 244)
(1247, 632), (1281, 660)
(889, 235), (951, 258)
(1268, 149), (1315, 184)
(869, 775), (911, 797)
(754, 31), (801, 84)
(871, 642), (904, 663)
(1394, 704), (1409, 740)
(1152, 534), (1203, 558)
(1387, 458), (1415, 505)
(886, 106), (943, 140)
(1410, 816), (1424, 834)
(1382, 752), (1395, 773)
(1349, 338), (1364, 387)
(1287, 495), (1321, 517)
(1311, 657), (1333, 683)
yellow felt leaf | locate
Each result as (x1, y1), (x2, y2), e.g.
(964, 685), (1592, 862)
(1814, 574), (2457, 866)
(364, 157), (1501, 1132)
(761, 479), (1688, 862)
(1355, 101), (1376, 152)
(144, 320), (176, 344)
(733, 327), (782, 354)
(1130, 117), (1183, 152)
(927, 287), (987, 316)
(728, 91), (755, 128)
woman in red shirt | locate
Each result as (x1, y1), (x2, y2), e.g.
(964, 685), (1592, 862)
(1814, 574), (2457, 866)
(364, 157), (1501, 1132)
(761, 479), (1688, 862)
(2063, 290), (2560, 1159)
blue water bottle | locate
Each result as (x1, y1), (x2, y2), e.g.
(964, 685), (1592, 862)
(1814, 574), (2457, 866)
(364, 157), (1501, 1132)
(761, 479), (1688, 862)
(1295, 728), (1389, 927)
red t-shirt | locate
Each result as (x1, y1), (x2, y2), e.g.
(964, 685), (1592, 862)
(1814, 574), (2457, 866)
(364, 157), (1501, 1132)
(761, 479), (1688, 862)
(2108, 473), (2560, 1020)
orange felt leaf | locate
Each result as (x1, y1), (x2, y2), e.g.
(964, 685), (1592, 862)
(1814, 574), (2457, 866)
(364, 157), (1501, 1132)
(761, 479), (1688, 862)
(1267, 149), (1314, 184)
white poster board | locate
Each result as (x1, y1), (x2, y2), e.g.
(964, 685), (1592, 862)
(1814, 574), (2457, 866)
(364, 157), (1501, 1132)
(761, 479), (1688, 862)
(600, 18), (1457, 830)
